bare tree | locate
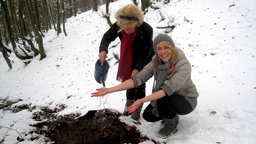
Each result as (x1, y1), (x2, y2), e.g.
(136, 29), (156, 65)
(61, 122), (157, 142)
(106, 0), (109, 15)
(0, 34), (12, 69)
(18, 0), (31, 38)
(56, 0), (62, 35)
(132, 0), (138, 6)
(25, 0), (46, 60)
(73, 0), (78, 16)
(104, 0), (112, 26)
(141, 0), (151, 12)
(0, 0), (32, 60)
(41, 0), (52, 31)
(61, 0), (67, 36)
(92, 0), (98, 11)
(48, 0), (57, 31)
(33, 0), (42, 34)
(0, 0), (120, 68)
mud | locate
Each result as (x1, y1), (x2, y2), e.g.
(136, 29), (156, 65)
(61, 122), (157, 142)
(0, 99), (153, 144)
(32, 109), (150, 144)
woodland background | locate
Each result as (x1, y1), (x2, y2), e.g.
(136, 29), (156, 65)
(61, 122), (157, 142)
(1, 0), (256, 143)
(0, 0), (157, 69)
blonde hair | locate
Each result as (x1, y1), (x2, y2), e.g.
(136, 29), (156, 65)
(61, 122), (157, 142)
(152, 41), (178, 71)
(115, 4), (144, 29)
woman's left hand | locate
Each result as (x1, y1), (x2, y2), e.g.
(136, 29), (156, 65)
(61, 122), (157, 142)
(125, 99), (143, 113)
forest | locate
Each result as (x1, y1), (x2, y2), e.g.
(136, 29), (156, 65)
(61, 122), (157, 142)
(0, 0), (157, 69)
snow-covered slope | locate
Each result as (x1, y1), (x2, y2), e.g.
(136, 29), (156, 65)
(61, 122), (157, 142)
(1, 0), (256, 143)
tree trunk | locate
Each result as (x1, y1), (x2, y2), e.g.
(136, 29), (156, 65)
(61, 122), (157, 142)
(141, 0), (150, 12)
(0, 35), (12, 69)
(37, 35), (46, 60)
(48, 0), (57, 31)
(25, 0), (46, 60)
(0, 0), (31, 60)
(34, 0), (42, 33)
(92, 0), (98, 11)
(106, 0), (109, 15)
(18, 0), (30, 38)
(104, 0), (112, 26)
(73, 0), (77, 16)
(41, 0), (51, 31)
(7, 0), (19, 41)
(61, 0), (67, 36)
(69, 0), (73, 16)
(132, 0), (138, 6)
(56, 0), (62, 35)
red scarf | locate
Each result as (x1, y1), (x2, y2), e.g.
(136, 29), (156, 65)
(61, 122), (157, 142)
(116, 29), (137, 82)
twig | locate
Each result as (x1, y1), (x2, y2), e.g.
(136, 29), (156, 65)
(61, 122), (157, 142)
(156, 25), (175, 29)
(0, 118), (25, 143)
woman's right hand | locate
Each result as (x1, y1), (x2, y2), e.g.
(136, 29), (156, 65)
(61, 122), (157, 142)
(91, 88), (109, 97)
(99, 51), (107, 65)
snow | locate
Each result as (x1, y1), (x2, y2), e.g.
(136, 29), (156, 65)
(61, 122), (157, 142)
(1, 0), (256, 143)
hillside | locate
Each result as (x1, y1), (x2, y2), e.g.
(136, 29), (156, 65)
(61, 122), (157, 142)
(1, 0), (256, 143)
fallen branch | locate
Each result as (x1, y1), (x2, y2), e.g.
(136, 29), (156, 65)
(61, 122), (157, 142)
(156, 25), (175, 29)
(156, 25), (176, 33)
(0, 118), (24, 143)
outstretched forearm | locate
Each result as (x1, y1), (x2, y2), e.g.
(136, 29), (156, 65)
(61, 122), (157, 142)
(125, 89), (166, 113)
(140, 90), (166, 103)
(91, 79), (135, 97)
(108, 79), (135, 93)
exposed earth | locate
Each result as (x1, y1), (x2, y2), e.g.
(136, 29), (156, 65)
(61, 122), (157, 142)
(32, 109), (150, 144)
(0, 99), (154, 144)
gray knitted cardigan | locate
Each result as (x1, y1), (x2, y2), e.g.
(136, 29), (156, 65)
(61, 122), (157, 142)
(132, 47), (199, 114)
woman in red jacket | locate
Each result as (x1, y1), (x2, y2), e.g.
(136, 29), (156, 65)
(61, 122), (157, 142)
(98, 4), (154, 120)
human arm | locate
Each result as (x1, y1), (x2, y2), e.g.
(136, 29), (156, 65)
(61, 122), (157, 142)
(131, 69), (139, 77)
(99, 23), (120, 64)
(125, 90), (166, 113)
(91, 79), (135, 97)
(99, 51), (107, 65)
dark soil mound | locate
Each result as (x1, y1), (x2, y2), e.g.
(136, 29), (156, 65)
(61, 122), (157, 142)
(32, 109), (150, 144)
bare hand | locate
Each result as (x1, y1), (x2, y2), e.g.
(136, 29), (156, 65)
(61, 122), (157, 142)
(91, 88), (109, 97)
(99, 51), (107, 65)
(131, 69), (139, 77)
(125, 99), (143, 113)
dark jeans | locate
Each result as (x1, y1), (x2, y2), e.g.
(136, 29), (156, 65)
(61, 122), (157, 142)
(143, 94), (194, 122)
(126, 84), (145, 100)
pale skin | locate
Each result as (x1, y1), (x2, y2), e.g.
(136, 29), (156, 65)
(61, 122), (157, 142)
(93, 41), (172, 113)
